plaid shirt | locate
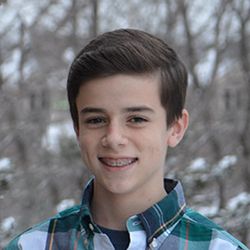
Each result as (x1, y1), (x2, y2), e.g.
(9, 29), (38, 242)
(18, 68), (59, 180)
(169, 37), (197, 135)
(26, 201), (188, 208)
(5, 178), (249, 250)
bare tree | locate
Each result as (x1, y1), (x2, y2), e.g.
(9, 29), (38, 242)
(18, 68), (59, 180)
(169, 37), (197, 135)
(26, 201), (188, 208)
(176, 0), (232, 208)
(1, 0), (249, 246)
(231, 0), (250, 193)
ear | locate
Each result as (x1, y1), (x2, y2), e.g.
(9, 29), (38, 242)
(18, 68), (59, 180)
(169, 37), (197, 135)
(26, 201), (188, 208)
(167, 109), (189, 148)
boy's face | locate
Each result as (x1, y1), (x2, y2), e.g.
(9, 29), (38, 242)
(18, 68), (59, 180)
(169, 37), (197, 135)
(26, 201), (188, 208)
(76, 74), (188, 197)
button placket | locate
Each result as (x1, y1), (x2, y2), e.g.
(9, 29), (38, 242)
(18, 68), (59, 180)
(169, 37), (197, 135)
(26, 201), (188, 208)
(149, 238), (158, 249)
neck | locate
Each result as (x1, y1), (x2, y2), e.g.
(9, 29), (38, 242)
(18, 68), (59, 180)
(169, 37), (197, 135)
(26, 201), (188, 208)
(91, 180), (166, 230)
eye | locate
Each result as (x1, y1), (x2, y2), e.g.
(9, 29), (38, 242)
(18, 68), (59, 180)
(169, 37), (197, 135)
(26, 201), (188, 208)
(128, 116), (149, 126)
(84, 117), (107, 127)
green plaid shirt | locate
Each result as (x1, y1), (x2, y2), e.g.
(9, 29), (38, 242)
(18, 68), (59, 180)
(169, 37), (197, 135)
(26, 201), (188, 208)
(5, 178), (249, 250)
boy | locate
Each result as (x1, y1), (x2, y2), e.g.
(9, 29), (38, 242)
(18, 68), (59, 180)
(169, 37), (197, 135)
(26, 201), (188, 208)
(5, 29), (248, 249)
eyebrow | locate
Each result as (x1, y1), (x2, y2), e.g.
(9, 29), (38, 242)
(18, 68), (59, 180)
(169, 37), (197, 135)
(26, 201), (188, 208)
(80, 107), (105, 114)
(124, 106), (155, 113)
(80, 106), (155, 115)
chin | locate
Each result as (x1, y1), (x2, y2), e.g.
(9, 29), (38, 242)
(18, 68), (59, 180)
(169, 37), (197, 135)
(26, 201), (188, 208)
(103, 181), (135, 195)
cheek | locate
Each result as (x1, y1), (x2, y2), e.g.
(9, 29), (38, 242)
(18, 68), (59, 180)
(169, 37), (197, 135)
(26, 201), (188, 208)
(143, 137), (167, 156)
(78, 135), (92, 156)
(78, 132), (102, 160)
(79, 130), (93, 145)
(148, 134), (168, 157)
(78, 139), (94, 172)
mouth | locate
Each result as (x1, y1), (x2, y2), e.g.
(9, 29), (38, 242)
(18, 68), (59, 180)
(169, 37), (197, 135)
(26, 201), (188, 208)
(98, 157), (138, 168)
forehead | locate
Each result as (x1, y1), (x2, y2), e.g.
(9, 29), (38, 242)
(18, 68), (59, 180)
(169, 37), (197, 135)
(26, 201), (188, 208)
(76, 73), (162, 109)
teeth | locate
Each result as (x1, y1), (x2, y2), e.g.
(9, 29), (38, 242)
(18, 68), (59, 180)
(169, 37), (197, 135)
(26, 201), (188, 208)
(100, 158), (136, 167)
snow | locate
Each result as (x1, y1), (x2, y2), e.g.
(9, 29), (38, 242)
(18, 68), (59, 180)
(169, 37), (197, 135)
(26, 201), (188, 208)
(1, 48), (21, 84)
(188, 158), (207, 172)
(42, 121), (75, 152)
(22, 58), (38, 80)
(0, 158), (11, 172)
(227, 192), (250, 211)
(197, 205), (218, 217)
(63, 47), (75, 64)
(218, 155), (237, 170)
(0, 7), (17, 29)
(213, 155), (237, 176)
(56, 199), (75, 213)
(19, 5), (38, 26)
(195, 48), (217, 83)
(5, 0), (39, 27)
(1, 217), (16, 233)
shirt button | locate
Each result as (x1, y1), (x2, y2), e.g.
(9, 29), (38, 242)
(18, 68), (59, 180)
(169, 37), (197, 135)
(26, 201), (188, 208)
(84, 239), (88, 247)
(89, 223), (94, 231)
(151, 238), (158, 248)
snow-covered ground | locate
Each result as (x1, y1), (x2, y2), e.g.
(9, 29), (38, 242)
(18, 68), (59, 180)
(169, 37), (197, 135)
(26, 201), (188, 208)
(42, 121), (75, 152)
(1, 216), (16, 234)
(0, 158), (11, 172)
(56, 199), (75, 213)
(227, 192), (250, 211)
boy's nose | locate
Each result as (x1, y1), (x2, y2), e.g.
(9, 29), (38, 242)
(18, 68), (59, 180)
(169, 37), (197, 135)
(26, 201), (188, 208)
(101, 122), (128, 149)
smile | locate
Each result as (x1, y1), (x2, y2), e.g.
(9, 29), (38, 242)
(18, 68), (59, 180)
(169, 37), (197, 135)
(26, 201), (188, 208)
(98, 157), (138, 167)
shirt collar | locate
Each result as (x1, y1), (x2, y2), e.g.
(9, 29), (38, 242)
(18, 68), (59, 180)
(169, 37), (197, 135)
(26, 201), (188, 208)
(138, 179), (186, 242)
(79, 178), (186, 241)
(79, 178), (95, 232)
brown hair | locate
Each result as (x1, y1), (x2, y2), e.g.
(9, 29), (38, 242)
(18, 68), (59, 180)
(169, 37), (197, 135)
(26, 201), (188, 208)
(67, 29), (187, 129)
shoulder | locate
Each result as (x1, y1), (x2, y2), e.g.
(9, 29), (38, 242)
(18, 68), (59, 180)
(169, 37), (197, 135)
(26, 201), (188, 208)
(4, 205), (81, 250)
(179, 208), (249, 250)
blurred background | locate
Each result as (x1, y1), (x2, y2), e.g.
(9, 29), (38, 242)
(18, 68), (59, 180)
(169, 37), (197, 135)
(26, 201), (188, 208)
(0, 0), (249, 248)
